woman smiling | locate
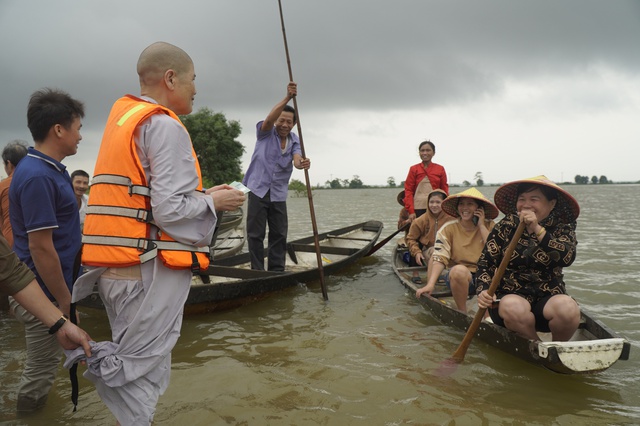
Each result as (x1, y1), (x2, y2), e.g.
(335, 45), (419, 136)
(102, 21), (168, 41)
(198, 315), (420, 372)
(476, 175), (580, 342)
(415, 187), (498, 313)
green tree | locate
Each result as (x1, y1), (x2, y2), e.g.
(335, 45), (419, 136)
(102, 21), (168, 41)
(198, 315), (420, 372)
(474, 171), (484, 187)
(326, 178), (342, 189)
(599, 175), (609, 184)
(288, 179), (307, 197)
(180, 107), (244, 187)
(591, 175), (598, 184)
(349, 175), (364, 188)
(574, 175), (589, 184)
(387, 176), (396, 187)
(463, 180), (471, 187)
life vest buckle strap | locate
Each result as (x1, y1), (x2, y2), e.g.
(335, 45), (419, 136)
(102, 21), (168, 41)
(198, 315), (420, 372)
(82, 235), (151, 251)
(86, 205), (153, 223)
(90, 174), (151, 197)
(139, 245), (158, 263)
(137, 238), (152, 252)
(189, 252), (202, 273)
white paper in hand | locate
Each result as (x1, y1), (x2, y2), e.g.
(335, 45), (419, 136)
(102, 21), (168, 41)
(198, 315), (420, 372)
(229, 181), (251, 194)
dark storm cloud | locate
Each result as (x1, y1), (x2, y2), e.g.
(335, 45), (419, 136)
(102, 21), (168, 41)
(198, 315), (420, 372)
(1, 0), (638, 182)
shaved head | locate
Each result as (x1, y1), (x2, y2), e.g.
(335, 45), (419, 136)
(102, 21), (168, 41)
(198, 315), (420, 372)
(137, 41), (193, 87)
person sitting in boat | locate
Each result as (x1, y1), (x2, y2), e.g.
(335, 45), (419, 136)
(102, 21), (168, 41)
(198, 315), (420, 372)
(405, 189), (454, 284)
(415, 187), (498, 312)
(403, 140), (448, 221)
(476, 176), (580, 342)
(397, 190), (411, 231)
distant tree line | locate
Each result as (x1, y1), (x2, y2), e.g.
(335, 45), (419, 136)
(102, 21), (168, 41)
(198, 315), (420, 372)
(574, 175), (609, 184)
(324, 175), (365, 189)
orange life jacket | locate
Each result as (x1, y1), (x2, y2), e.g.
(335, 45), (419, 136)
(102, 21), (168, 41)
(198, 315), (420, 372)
(81, 95), (210, 272)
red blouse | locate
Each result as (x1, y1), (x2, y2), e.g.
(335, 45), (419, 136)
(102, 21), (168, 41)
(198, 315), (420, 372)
(403, 162), (448, 214)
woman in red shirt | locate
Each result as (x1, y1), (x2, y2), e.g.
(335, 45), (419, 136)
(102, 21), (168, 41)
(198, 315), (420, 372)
(404, 140), (448, 221)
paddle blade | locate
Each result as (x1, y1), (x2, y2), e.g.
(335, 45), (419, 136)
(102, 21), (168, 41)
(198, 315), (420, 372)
(435, 357), (460, 377)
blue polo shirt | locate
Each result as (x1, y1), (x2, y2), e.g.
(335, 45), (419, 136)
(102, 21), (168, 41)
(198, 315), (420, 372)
(242, 121), (301, 202)
(9, 147), (81, 300)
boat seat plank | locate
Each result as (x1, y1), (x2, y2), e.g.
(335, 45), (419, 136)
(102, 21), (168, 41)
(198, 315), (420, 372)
(288, 243), (359, 256)
(327, 235), (372, 242)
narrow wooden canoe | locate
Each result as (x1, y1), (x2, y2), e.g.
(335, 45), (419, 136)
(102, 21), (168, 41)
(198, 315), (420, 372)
(78, 220), (383, 315)
(211, 226), (245, 260)
(216, 207), (243, 234)
(210, 206), (246, 260)
(392, 244), (631, 374)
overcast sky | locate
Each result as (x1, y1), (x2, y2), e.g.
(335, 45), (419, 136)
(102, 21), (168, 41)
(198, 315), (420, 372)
(1, 0), (638, 186)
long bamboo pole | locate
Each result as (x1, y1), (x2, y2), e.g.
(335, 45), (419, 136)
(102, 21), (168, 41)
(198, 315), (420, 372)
(277, 0), (328, 300)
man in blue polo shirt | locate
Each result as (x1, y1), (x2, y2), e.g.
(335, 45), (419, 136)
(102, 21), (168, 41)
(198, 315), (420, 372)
(243, 82), (310, 271)
(8, 88), (84, 412)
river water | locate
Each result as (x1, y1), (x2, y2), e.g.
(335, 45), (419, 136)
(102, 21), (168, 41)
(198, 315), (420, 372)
(1, 185), (639, 425)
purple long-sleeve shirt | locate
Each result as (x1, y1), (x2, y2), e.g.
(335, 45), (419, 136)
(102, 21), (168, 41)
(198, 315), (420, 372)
(242, 121), (301, 202)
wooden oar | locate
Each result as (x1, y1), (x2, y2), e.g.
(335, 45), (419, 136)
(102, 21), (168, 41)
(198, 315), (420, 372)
(366, 222), (410, 256)
(277, 0), (328, 301)
(448, 221), (526, 365)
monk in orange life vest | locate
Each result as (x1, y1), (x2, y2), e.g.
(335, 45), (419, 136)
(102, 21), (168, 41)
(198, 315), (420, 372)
(68, 42), (245, 425)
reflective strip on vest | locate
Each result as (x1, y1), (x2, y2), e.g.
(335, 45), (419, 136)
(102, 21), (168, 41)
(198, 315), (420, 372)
(85, 205), (152, 223)
(117, 104), (147, 126)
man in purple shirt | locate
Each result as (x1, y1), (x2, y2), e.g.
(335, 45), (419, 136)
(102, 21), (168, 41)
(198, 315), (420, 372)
(243, 82), (310, 271)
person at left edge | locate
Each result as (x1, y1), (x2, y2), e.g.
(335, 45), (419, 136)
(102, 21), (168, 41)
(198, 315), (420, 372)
(68, 42), (245, 426)
(0, 236), (92, 356)
(8, 88), (84, 412)
(0, 139), (29, 247)
(243, 81), (311, 271)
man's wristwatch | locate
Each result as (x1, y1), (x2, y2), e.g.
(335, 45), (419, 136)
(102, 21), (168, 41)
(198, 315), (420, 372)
(48, 314), (69, 334)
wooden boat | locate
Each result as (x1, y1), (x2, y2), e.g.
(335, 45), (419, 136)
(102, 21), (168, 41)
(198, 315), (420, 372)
(392, 244), (631, 374)
(211, 226), (245, 259)
(210, 207), (246, 260)
(216, 207), (243, 234)
(78, 220), (383, 315)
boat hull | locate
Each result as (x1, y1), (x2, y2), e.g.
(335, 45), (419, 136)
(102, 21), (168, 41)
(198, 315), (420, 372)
(78, 221), (383, 315)
(392, 244), (630, 374)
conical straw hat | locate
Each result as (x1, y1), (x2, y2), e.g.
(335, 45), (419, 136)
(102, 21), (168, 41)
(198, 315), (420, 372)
(493, 175), (580, 223)
(441, 187), (499, 219)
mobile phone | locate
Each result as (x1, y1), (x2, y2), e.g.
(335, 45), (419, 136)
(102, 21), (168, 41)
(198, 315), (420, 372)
(472, 215), (479, 226)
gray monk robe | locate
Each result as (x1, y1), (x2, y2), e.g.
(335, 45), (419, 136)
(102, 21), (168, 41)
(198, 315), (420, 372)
(67, 104), (217, 426)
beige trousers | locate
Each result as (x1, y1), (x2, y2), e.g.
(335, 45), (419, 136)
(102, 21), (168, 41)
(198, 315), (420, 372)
(9, 296), (63, 412)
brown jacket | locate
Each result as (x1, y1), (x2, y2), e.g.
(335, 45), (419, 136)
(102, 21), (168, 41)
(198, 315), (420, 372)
(406, 206), (455, 257)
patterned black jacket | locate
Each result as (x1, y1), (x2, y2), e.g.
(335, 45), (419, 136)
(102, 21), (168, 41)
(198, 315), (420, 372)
(476, 213), (577, 303)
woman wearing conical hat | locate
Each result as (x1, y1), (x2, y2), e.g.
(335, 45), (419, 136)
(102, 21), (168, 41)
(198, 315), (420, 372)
(415, 187), (498, 312)
(476, 176), (580, 342)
